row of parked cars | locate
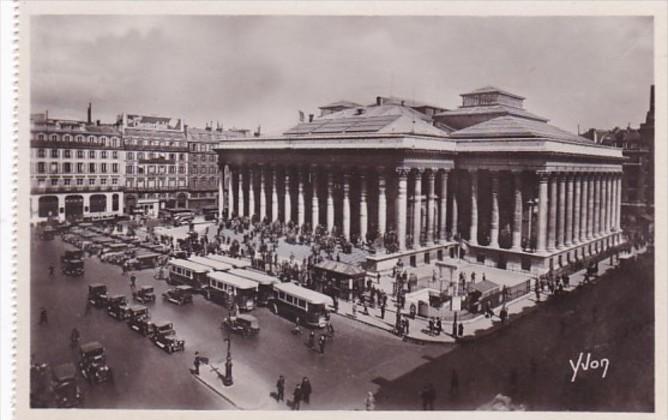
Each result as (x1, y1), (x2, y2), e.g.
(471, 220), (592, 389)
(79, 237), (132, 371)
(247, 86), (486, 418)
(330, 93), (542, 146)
(88, 283), (187, 354)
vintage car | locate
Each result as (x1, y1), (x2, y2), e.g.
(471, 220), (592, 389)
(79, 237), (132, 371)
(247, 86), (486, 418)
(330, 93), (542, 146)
(40, 226), (56, 241)
(126, 305), (154, 335)
(79, 341), (113, 384)
(88, 284), (109, 308)
(51, 362), (82, 408)
(222, 314), (260, 336)
(162, 285), (194, 305)
(61, 250), (84, 264)
(150, 321), (185, 353)
(106, 295), (130, 320)
(134, 285), (156, 304)
(62, 258), (85, 276)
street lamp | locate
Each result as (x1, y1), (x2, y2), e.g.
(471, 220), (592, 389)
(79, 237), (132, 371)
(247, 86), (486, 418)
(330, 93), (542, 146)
(526, 198), (539, 253)
(223, 329), (233, 386)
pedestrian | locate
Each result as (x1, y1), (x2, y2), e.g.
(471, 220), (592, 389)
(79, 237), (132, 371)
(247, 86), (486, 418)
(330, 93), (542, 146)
(428, 318), (434, 335)
(193, 352), (201, 375)
(352, 301), (357, 318)
(377, 272), (381, 284)
(420, 383), (435, 410)
(130, 275), (136, 289)
(300, 377), (312, 404)
(276, 375), (285, 401)
(404, 318), (410, 336)
(534, 284), (540, 302)
(38, 307), (48, 325)
(292, 384), (302, 410)
(307, 331), (315, 349)
(500, 306), (508, 325)
(365, 391), (376, 410)
(435, 318), (442, 335)
(380, 303), (385, 320)
(318, 334), (326, 354)
(457, 322), (464, 337)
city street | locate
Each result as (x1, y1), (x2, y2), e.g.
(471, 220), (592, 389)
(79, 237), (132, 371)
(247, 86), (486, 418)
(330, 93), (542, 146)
(30, 235), (451, 409)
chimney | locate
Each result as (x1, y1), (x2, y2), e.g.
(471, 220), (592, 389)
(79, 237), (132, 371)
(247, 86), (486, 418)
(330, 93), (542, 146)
(87, 102), (92, 124)
(593, 130), (598, 143)
(376, 96), (383, 106)
(308, 114), (314, 123)
(96, 119), (100, 126)
(205, 122), (211, 132)
(650, 85), (655, 111)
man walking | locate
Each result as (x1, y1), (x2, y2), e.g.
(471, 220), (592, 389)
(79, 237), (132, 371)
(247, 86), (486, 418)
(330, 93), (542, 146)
(301, 377), (312, 404)
(276, 375), (285, 401)
(38, 307), (48, 325)
(318, 334), (326, 354)
(193, 352), (201, 375)
(292, 383), (302, 410)
(380, 302), (385, 319)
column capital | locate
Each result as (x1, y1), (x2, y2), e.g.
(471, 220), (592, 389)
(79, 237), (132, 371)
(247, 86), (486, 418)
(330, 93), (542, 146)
(395, 166), (410, 178)
(536, 170), (551, 182)
(426, 169), (436, 181)
(413, 167), (425, 176)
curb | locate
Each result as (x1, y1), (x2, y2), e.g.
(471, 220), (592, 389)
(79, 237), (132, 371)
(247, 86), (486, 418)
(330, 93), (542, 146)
(191, 372), (242, 409)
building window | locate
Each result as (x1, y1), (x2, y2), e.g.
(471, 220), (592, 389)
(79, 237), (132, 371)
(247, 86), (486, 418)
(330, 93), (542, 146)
(112, 178), (118, 185)
(179, 153), (185, 161)
(76, 178), (84, 186)
(112, 163), (118, 173)
(127, 152), (134, 160)
(192, 166), (198, 174)
(169, 166), (175, 174)
(51, 178), (58, 186)
(88, 136), (95, 143)
(37, 149), (45, 158)
(37, 162), (45, 174)
(51, 149), (59, 158)
(37, 134), (45, 141)
(49, 162), (58, 173)
(137, 152), (144, 160)
(63, 162), (71, 173)
(179, 166), (185, 174)
(64, 178), (71, 186)
(77, 150), (84, 159)
(126, 165), (133, 174)
(88, 178), (95, 185)
(76, 163), (84, 173)
(112, 151), (118, 159)
(89, 150), (96, 159)
(50, 134), (58, 141)
(63, 135), (72, 142)
(64, 149), (71, 158)
(89, 163), (96, 173)
(101, 151), (108, 159)
(100, 178), (107, 185)
(76, 135), (84, 142)
(101, 163), (107, 173)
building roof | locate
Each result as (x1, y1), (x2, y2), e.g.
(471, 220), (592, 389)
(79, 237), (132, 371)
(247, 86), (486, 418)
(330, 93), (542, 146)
(450, 115), (594, 144)
(187, 126), (250, 142)
(188, 256), (233, 271)
(207, 271), (258, 290)
(435, 104), (548, 122)
(372, 96), (445, 111)
(313, 260), (365, 277)
(461, 86), (525, 100)
(319, 100), (362, 109)
(168, 258), (211, 273)
(273, 282), (334, 306)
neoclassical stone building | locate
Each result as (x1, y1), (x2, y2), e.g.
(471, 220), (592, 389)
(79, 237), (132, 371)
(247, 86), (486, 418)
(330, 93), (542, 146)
(215, 87), (624, 274)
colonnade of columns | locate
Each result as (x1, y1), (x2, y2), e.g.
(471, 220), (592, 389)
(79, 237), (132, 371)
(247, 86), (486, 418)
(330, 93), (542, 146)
(222, 164), (622, 255)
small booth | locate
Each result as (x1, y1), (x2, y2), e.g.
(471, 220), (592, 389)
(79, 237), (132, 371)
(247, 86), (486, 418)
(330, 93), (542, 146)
(312, 260), (366, 301)
(466, 279), (502, 314)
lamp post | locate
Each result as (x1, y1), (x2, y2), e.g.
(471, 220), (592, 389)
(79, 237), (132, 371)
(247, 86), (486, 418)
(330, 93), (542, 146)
(223, 329), (233, 386)
(526, 198), (539, 252)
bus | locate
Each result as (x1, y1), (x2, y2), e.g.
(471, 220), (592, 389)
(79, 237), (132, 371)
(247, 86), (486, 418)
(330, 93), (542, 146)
(228, 268), (279, 306)
(206, 254), (251, 269)
(270, 282), (333, 328)
(167, 259), (211, 289)
(188, 255), (234, 272)
(205, 271), (258, 311)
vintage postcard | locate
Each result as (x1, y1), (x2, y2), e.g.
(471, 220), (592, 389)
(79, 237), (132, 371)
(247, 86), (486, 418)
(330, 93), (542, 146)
(9, 1), (667, 420)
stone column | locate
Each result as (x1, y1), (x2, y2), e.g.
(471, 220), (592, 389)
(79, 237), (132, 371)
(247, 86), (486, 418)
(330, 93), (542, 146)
(311, 166), (319, 231)
(359, 173), (368, 242)
(342, 172), (351, 240)
(547, 174), (558, 252)
(218, 165), (226, 219)
(451, 190), (458, 239)
(490, 171), (500, 248)
(439, 170), (448, 241)
(511, 171), (523, 251)
(536, 171), (549, 253)
(238, 167), (246, 217)
(396, 167), (409, 251)
(470, 170), (479, 246)
(248, 167), (255, 219)
(615, 174), (622, 230)
(271, 166), (278, 222)
(283, 169), (291, 223)
(607, 174), (614, 233)
(413, 169), (423, 248)
(573, 173), (581, 244)
(259, 165), (267, 221)
(564, 173), (573, 246)
(586, 174), (596, 241)
(557, 174), (566, 249)
(326, 170), (334, 233)
(600, 174), (608, 235)
(377, 170), (387, 238)
(297, 168), (305, 227)
(426, 170), (436, 245)
(593, 174), (601, 237)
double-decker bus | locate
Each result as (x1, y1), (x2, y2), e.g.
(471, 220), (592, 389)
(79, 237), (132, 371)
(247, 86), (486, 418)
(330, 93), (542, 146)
(206, 254), (251, 269)
(167, 259), (211, 289)
(188, 255), (234, 272)
(205, 271), (258, 311)
(270, 282), (333, 328)
(228, 268), (279, 306)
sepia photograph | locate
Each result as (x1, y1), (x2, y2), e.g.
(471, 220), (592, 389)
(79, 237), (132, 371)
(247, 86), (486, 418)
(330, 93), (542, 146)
(12, 2), (665, 418)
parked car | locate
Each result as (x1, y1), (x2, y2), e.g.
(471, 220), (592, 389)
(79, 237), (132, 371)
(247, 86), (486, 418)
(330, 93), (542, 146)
(222, 314), (260, 336)
(162, 285), (194, 305)
(150, 321), (185, 354)
(134, 285), (156, 304)
(78, 341), (113, 384)
(87, 284), (108, 308)
(51, 363), (82, 408)
(106, 295), (129, 320)
(61, 258), (85, 276)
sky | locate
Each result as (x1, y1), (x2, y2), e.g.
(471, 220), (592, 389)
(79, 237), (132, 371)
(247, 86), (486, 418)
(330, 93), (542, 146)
(31, 15), (654, 135)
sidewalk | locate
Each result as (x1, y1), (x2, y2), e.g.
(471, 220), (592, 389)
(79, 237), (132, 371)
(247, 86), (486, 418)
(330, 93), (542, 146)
(334, 250), (640, 345)
(192, 358), (290, 410)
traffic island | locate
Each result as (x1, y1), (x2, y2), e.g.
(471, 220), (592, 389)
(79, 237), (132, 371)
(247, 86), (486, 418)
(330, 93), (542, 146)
(192, 358), (289, 410)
